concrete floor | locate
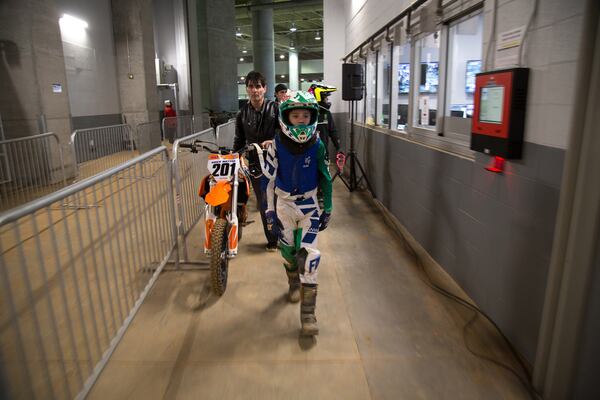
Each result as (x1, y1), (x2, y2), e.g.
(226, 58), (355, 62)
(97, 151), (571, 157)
(88, 181), (530, 399)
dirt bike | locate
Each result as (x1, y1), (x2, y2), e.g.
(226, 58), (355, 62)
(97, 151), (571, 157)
(179, 140), (257, 295)
(205, 108), (237, 130)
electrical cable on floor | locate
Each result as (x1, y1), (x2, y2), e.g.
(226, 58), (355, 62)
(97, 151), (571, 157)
(358, 194), (544, 399)
(398, 228), (543, 400)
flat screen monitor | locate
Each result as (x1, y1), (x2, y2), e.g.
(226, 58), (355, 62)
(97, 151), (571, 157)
(398, 63), (410, 94)
(419, 62), (438, 93)
(479, 86), (504, 124)
(465, 60), (481, 94)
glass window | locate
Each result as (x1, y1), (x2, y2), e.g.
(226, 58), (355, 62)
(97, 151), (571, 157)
(355, 57), (365, 123)
(365, 50), (377, 125)
(446, 13), (483, 120)
(391, 41), (411, 131)
(377, 42), (391, 126)
(413, 31), (440, 129)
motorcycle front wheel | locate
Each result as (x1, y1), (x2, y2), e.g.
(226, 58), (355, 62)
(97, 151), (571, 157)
(210, 218), (229, 296)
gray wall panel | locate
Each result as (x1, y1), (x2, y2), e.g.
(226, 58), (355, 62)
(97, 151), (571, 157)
(344, 125), (564, 364)
(71, 113), (122, 130)
(573, 237), (600, 399)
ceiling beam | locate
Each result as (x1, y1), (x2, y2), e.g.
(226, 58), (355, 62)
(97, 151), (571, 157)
(235, 0), (322, 11)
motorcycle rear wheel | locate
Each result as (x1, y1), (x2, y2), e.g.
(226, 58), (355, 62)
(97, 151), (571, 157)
(210, 218), (229, 296)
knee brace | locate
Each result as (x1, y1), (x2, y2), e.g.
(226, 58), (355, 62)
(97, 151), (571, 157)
(296, 247), (320, 285)
(279, 242), (297, 269)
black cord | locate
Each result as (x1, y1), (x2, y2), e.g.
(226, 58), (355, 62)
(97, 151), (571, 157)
(360, 194), (543, 398)
(398, 233), (543, 400)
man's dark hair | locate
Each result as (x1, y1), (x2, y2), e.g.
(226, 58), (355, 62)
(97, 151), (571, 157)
(274, 83), (287, 93)
(245, 71), (266, 87)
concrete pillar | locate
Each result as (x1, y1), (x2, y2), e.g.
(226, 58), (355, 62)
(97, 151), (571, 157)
(324, 0), (346, 114)
(0, 0), (72, 139)
(0, 0), (75, 176)
(288, 50), (299, 90)
(187, 0), (202, 115)
(252, 0), (275, 99)
(195, 0), (237, 113)
(111, 0), (159, 128)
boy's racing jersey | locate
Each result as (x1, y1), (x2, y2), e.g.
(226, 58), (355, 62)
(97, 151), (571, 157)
(264, 133), (332, 213)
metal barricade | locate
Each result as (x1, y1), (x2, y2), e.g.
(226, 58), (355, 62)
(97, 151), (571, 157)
(215, 119), (236, 149)
(0, 133), (67, 212)
(71, 124), (135, 179)
(161, 116), (193, 143)
(172, 128), (215, 262)
(135, 121), (161, 153)
(0, 146), (177, 400)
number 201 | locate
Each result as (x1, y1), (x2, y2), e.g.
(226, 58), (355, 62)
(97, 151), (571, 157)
(212, 162), (233, 176)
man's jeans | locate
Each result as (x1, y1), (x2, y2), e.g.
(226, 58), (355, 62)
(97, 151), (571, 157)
(250, 175), (278, 246)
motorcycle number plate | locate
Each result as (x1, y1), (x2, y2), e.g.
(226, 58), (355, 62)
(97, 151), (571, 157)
(207, 154), (239, 181)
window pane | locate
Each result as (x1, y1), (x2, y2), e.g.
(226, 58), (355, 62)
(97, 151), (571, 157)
(377, 43), (391, 126)
(392, 42), (411, 130)
(413, 31), (440, 129)
(447, 13), (483, 119)
(365, 51), (377, 125)
(353, 57), (365, 123)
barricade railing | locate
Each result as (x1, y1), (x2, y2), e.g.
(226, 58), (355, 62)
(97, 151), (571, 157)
(71, 124), (135, 179)
(135, 121), (161, 154)
(215, 119), (236, 149)
(0, 146), (177, 400)
(172, 128), (215, 262)
(0, 133), (67, 212)
(161, 116), (193, 143)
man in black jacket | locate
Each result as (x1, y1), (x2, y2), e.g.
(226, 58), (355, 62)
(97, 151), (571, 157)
(234, 71), (280, 251)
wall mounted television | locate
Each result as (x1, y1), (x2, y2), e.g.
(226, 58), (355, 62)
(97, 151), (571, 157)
(419, 62), (439, 93)
(465, 60), (482, 94)
(398, 63), (410, 94)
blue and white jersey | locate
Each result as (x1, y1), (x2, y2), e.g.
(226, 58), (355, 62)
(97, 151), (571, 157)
(264, 134), (321, 210)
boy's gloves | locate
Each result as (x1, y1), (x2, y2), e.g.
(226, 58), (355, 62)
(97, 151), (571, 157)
(265, 211), (281, 239)
(319, 212), (331, 231)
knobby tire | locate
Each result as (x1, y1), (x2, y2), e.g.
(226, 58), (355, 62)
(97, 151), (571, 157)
(210, 218), (229, 295)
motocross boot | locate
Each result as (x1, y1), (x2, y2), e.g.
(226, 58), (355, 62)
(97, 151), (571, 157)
(300, 284), (318, 336)
(285, 266), (301, 303)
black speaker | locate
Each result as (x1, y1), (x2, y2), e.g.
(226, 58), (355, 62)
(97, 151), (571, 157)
(342, 63), (364, 101)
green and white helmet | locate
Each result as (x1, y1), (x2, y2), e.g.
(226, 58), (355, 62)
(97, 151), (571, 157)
(278, 90), (319, 143)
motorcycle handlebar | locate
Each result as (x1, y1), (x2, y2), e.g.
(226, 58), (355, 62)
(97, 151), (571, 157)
(178, 141), (260, 157)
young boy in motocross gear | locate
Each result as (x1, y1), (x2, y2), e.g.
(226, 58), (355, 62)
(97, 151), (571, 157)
(262, 91), (333, 336)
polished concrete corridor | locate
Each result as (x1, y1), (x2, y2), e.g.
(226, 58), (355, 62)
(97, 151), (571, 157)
(88, 180), (530, 399)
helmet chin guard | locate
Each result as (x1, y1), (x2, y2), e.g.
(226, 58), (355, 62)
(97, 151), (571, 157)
(278, 91), (319, 144)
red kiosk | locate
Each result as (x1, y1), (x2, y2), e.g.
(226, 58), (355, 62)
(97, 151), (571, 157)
(471, 68), (529, 160)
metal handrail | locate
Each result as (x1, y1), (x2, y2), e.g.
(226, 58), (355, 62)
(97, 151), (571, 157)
(172, 128), (214, 262)
(0, 146), (166, 225)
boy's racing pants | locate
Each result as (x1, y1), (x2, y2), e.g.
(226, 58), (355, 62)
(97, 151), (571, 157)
(277, 195), (321, 285)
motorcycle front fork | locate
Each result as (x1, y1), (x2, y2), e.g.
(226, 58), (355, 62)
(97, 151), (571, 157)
(204, 204), (239, 257)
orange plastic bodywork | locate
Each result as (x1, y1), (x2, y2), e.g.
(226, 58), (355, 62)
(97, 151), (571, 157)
(205, 180), (231, 206)
(228, 225), (238, 250)
(204, 219), (214, 249)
